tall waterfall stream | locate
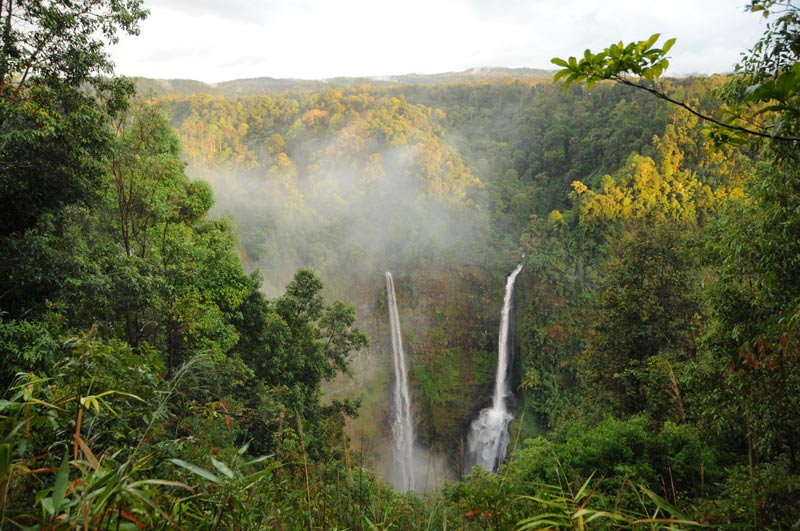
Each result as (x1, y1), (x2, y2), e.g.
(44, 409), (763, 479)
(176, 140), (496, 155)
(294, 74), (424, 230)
(464, 263), (523, 473)
(385, 272), (415, 492)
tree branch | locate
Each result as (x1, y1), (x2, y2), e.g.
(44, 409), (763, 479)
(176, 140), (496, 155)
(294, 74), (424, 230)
(612, 75), (800, 143)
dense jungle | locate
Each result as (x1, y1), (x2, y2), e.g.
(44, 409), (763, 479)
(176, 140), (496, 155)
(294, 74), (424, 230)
(2, 1), (800, 529)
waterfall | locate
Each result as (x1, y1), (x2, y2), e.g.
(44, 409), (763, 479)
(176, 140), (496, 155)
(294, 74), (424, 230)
(465, 263), (523, 473)
(386, 272), (415, 492)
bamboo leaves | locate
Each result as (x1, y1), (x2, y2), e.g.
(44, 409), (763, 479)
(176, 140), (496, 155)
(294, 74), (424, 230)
(516, 473), (629, 531)
(168, 449), (283, 530)
(516, 474), (700, 530)
(170, 458), (223, 484)
(79, 390), (145, 416)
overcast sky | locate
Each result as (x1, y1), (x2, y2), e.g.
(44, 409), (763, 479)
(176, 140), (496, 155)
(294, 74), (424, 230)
(110, 0), (767, 83)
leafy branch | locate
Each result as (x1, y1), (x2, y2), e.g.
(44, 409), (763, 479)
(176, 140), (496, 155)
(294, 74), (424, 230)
(551, 33), (800, 143)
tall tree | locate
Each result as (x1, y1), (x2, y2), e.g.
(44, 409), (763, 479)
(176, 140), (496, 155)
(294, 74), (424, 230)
(0, 0), (147, 317)
(585, 220), (699, 415)
(232, 269), (367, 456)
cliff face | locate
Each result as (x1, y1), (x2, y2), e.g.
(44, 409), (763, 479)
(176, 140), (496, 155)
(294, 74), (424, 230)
(324, 265), (503, 478)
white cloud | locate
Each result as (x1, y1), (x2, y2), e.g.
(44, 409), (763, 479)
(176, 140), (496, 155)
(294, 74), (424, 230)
(110, 0), (766, 82)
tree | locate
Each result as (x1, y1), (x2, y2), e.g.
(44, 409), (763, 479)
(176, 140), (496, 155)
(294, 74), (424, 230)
(0, 0), (148, 232)
(0, 0), (146, 91)
(0, 0), (147, 319)
(232, 269), (367, 457)
(723, 1), (800, 149)
(105, 104), (251, 369)
(585, 220), (699, 416)
(703, 160), (800, 465)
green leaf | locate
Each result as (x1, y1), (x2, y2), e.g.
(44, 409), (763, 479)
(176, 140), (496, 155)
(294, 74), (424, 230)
(52, 451), (70, 514)
(574, 472), (595, 499)
(642, 33), (661, 49)
(210, 457), (235, 479)
(128, 479), (194, 492)
(639, 485), (693, 522)
(237, 441), (250, 455)
(517, 517), (566, 530)
(92, 390), (146, 403)
(584, 510), (628, 523)
(92, 470), (122, 511)
(1, 421), (26, 446)
(41, 496), (55, 516)
(242, 454), (275, 467)
(169, 458), (221, 483)
(553, 69), (571, 82)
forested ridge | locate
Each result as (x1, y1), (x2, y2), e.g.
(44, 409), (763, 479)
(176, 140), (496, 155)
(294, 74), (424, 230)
(2, 0), (800, 529)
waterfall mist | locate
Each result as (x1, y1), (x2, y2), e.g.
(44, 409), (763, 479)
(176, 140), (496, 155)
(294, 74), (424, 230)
(192, 140), (487, 298)
(464, 263), (523, 473)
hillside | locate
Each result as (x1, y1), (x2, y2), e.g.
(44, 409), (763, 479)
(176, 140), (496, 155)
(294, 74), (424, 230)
(134, 67), (555, 96)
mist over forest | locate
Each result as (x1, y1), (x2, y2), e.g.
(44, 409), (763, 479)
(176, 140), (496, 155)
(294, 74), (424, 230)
(3, 1), (800, 530)
(169, 89), (488, 295)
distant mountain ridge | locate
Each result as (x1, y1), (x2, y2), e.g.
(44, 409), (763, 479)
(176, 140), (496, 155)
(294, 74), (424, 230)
(134, 67), (556, 96)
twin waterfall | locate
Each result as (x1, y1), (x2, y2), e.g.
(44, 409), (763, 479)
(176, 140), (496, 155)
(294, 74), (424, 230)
(385, 272), (415, 492)
(465, 263), (524, 473)
(384, 264), (523, 486)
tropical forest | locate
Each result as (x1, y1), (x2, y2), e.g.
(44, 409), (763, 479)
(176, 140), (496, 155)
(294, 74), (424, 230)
(2, 0), (800, 529)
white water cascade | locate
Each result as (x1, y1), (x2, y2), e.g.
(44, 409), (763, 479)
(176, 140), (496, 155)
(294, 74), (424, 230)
(465, 263), (524, 473)
(385, 272), (415, 492)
